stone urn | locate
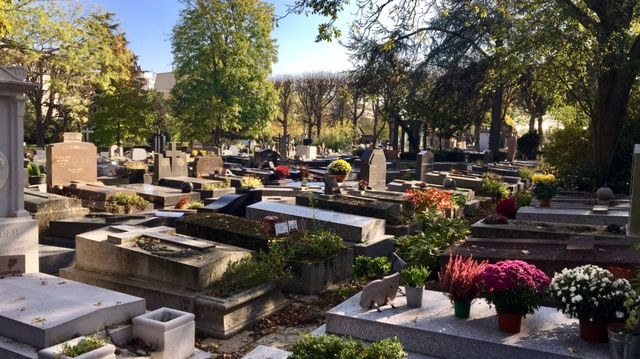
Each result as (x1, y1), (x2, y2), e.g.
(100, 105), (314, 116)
(181, 182), (193, 193)
(596, 186), (614, 202)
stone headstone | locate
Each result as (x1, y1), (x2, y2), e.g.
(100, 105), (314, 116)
(131, 148), (147, 161)
(324, 174), (341, 195)
(479, 132), (490, 151)
(506, 136), (517, 162)
(361, 149), (387, 191)
(109, 144), (122, 158)
(0, 66), (39, 273)
(228, 145), (240, 156)
(278, 136), (290, 159)
(252, 149), (278, 169)
(46, 140), (97, 191)
(416, 150), (434, 182)
(629, 144), (640, 238)
(295, 145), (317, 160)
(154, 133), (166, 154)
(194, 155), (224, 178)
(34, 149), (46, 165)
(62, 132), (82, 143)
(153, 142), (188, 183)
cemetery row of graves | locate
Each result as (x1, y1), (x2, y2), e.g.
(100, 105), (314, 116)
(2, 66), (640, 359)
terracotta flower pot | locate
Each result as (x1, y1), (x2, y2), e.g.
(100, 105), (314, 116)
(454, 300), (471, 319)
(538, 198), (551, 207)
(497, 312), (522, 334)
(334, 175), (346, 183)
(580, 320), (609, 343)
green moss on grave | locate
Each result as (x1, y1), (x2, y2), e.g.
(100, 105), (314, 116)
(176, 213), (270, 251)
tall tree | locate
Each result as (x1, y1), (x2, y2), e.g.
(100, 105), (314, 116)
(0, 1), (135, 146)
(171, 0), (278, 144)
(295, 72), (338, 139)
(273, 75), (296, 138)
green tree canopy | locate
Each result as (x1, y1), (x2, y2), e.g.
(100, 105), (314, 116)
(171, 0), (279, 144)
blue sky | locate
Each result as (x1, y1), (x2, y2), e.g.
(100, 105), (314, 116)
(91, 0), (355, 75)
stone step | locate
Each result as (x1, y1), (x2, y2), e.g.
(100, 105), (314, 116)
(245, 202), (386, 243)
(325, 290), (609, 359)
(38, 245), (74, 274)
(516, 206), (627, 226)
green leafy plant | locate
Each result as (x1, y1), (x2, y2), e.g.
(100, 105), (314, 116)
(352, 255), (392, 280)
(106, 193), (150, 213)
(481, 172), (509, 199)
(60, 336), (110, 357)
(396, 215), (470, 272)
(517, 167), (535, 181)
(28, 162), (43, 177)
(451, 193), (467, 208)
(290, 335), (407, 359)
(515, 190), (533, 207)
(401, 265), (431, 288)
(240, 176), (263, 189)
(327, 159), (352, 175)
(211, 252), (290, 297)
(270, 230), (346, 263)
(202, 180), (231, 190)
(186, 200), (204, 209)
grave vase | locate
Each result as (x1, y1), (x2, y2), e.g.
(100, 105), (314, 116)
(405, 286), (424, 308)
(580, 320), (609, 343)
(497, 312), (522, 334)
(608, 323), (640, 359)
(454, 300), (471, 319)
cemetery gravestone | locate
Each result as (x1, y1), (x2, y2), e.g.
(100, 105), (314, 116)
(131, 148), (147, 161)
(194, 155), (224, 178)
(153, 142), (189, 184)
(154, 133), (166, 154)
(0, 66), (39, 273)
(361, 149), (387, 191)
(506, 136), (517, 162)
(295, 145), (317, 160)
(228, 145), (240, 156)
(109, 144), (122, 158)
(629, 144), (640, 238)
(252, 149), (278, 169)
(416, 150), (434, 182)
(46, 132), (97, 192)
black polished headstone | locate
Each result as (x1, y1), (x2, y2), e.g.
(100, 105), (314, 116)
(198, 193), (258, 217)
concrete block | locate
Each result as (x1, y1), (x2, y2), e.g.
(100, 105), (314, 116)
(132, 307), (195, 359)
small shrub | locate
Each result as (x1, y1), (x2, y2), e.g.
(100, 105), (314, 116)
(404, 188), (456, 213)
(481, 172), (509, 199)
(495, 197), (517, 219)
(290, 335), (408, 359)
(240, 176), (263, 189)
(28, 162), (42, 177)
(107, 193), (149, 212)
(401, 265), (431, 287)
(270, 230), (346, 263)
(202, 180), (231, 190)
(517, 167), (535, 181)
(515, 190), (533, 207)
(61, 336), (109, 357)
(211, 253), (289, 297)
(517, 131), (540, 159)
(352, 255), (392, 280)
(186, 201), (204, 209)
(327, 159), (352, 175)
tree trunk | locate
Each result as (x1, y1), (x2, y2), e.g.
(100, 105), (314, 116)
(390, 118), (399, 150)
(474, 118), (482, 151)
(307, 121), (313, 140)
(591, 69), (633, 185)
(488, 85), (505, 161)
(537, 116), (543, 145)
(529, 114), (536, 133)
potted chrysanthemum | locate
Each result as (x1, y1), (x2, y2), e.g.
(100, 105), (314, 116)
(550, 265), (638, 343)
(438, 255), (489, 319)
(608, 297), (640, 359)
(480, 260), (550, 333)
(531, 173), (558, 207)
(327, 159), (352, 183)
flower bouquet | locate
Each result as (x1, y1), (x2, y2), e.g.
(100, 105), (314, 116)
(480, 260), (550, 333)
(550, 265), (638, 343)
(404, 188), (455, 214)
(531, 173), (558, 207)
(438, 255), (489, 319)
(274, 165), (290, 180)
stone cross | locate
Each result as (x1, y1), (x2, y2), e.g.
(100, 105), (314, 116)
(81, 127), (94, 142)
(107, 225), (215, 250)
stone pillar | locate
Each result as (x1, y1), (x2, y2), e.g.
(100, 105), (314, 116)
(0, 67), (38, 273)
(628, 144), (640, 238)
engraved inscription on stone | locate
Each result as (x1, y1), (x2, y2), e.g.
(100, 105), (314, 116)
(0, 152), (8, 189)
(0, 255), (25, 277)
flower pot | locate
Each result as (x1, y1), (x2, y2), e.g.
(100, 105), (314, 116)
(580, 320), (609, 343)
(334, 175), (346, 183)
(497, 312), (522, 334)
(405, 286), (424, 308)
(538, 198), (551, 207)
(608, 323), (640, 359)
(28, 175), (46, 185)
(263, 216), (279, 236)
(454, 300), (471, 319)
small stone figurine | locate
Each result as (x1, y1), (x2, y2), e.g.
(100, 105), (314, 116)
(359, 272), (400, 311)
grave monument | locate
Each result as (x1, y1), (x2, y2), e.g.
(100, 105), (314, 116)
(361, 149), (387, 191)
(46, 133), (97, 192)
(0, 67), (38, 273)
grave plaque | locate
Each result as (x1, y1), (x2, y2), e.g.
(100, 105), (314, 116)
(0, 254), (25, 277)
(416, 150), (434, 182)
(46, 138), (97, 191)
(361, 149), (387, 191)
(324, 174), (341, 195)
(194, 155), (224, 178)
(629, 144), (640, 238)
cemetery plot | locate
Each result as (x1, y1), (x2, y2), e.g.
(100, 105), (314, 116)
(119, 183), (201, 209)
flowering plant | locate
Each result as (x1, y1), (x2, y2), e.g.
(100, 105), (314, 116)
(405, 188), (455, 213)
(480, 260), (550, 316)
(358, 180), (370, 191)
(274, 165), (290, 179)
(439, 255), (489, 303)
(625, 298), (640, 334)
(495, 197), (517, 219)
(550, 265), (638, 323)
(532, 173), (558, 200)
(327, 159), (352, 175)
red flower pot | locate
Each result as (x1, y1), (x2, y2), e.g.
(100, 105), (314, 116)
(497, 313), (522, 334)
(580, 320), (609, 343)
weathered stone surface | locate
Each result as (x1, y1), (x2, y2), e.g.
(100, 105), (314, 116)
(0, 217), (38, 273)
(416, 150), (434, 182)
(119, 183), (200, 208)
(359, 273), (400, 310)
(46, 142), (97, 192)
(516, 206), (628, 226)
(296, 193), (403, 225)
(284, 248), (354, 295)
(360, 149), (387, 191)
(194, 155), (224, 178)
(153, 143), (189, 184)
(0, 273), (145, 349)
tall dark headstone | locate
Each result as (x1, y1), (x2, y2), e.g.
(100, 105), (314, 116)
(252, 149), (278, 169)
(416, 150), (434, 182)
(154, 134), (166, 154)
(361, 149), (387, 191)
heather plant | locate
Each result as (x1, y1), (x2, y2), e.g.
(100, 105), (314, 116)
(480, 260), (550, 316)
(550, 265), (638, 323)
(439, 255), (489, 303)
(495, 197), (517, 219)
(404, 188), (455, 213)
